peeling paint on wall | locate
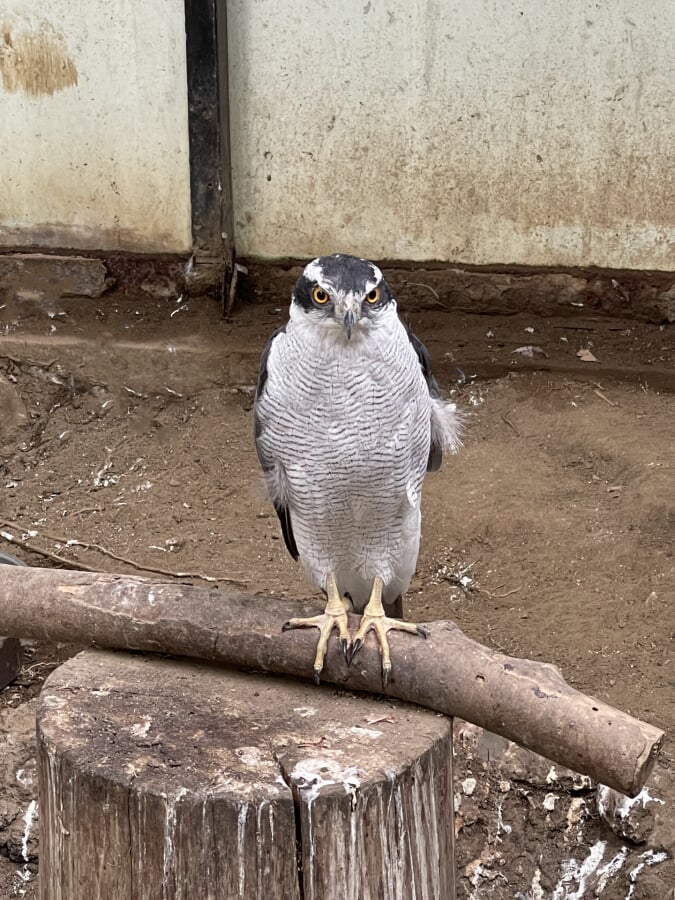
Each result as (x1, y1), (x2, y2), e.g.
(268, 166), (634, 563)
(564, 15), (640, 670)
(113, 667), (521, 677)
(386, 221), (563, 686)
(0, 1), (192, 254)
(0, 15), (77, 96)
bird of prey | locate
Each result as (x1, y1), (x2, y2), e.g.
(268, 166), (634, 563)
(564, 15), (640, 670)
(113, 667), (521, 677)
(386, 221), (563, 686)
(254, 253), (462, 684)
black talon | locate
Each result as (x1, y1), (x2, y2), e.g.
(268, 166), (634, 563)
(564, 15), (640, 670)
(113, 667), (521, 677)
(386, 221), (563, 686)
(348, 638), (362, 665)
(314, 669), (321, 686)
(340, 638), (350, 663)
(416, 625), (429, 639)
(282, 621), (293, 632)
(382, 667), (391, 689)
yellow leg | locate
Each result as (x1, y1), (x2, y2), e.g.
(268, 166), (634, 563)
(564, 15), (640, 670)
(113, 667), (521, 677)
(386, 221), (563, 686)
(349, 577), (424, 687)
(282, 573), (351, 684)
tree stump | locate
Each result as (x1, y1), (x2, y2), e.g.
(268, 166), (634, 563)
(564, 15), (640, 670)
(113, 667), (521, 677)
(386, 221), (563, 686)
(37, 650), (455, 900)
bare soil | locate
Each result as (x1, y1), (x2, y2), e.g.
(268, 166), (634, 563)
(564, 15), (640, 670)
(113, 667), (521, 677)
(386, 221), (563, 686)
(0, 272), (673, 898)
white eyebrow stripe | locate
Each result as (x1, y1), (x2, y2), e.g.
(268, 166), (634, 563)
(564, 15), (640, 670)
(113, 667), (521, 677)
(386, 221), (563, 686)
(367, 261), (383, 283)
(304, 259), (325, 283)
(364, 262), (383, 292)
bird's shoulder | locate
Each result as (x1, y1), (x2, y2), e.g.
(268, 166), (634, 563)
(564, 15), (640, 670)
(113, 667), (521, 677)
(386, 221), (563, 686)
(256, 324), (287, 398)
(404, 326), (441, 399)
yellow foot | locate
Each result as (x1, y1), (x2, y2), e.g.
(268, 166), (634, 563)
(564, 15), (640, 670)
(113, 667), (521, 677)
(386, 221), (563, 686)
(282, 574), (351, 684)
(349, 578), (425, 687)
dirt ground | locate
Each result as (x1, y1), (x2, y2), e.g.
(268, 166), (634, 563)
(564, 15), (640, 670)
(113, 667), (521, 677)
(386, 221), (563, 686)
(0, 271), (673, 898)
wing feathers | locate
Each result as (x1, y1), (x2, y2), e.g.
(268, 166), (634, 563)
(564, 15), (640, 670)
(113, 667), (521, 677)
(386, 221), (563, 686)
(407, 329), (462, 470)
(254, 325), (299, 561)
(274, 500), (299, 560)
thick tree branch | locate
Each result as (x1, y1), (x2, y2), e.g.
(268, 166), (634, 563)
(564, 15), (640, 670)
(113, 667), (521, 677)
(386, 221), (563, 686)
(0, 566), (663, 796)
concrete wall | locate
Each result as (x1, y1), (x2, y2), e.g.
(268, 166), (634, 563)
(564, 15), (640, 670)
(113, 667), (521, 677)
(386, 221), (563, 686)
(227, 1), (675, 270)
(0, 2), (192, 254)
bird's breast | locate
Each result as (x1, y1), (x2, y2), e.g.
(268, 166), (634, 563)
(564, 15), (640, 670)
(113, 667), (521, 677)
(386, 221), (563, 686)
(261, 325), (431, 488)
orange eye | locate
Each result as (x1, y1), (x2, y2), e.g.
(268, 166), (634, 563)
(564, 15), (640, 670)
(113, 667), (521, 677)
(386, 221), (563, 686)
(366, 287), (380, 304)
(312, 286), (329, 304)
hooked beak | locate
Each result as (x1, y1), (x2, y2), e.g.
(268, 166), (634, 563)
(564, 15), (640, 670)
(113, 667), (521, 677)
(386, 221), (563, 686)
(343, 309), (356, 339)
(335, 294), (361, 340)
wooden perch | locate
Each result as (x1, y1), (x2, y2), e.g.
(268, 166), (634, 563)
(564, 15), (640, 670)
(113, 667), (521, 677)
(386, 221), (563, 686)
(0, 566), (663, 797)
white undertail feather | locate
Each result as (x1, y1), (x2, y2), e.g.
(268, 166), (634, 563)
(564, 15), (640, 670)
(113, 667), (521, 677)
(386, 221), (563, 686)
(431, 397), (463, 455)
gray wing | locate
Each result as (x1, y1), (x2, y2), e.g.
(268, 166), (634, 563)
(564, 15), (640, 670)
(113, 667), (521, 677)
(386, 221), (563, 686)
(407, 329), (444, 471)
(254, 326), (299, 561)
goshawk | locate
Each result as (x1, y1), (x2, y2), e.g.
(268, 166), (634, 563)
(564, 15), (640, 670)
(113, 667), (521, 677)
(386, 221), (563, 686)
(254, 254), (461, 684)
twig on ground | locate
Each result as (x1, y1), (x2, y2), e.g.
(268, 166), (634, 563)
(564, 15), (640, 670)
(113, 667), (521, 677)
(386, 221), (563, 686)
(593, 387), (617, 407)
(1, 520), (246, 586)
(22, 661), (60, 677)
(65, 506), (104, 517)
(477, 584), (522, 600)
(123, 385), (148, 399)
(501, 412), (521, 437)
(0, 525), (95, 571)
(0, 354), (58, 370)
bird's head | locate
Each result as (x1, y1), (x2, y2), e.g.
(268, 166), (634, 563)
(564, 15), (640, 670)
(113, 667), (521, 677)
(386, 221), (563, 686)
(291, 253), (393, 340)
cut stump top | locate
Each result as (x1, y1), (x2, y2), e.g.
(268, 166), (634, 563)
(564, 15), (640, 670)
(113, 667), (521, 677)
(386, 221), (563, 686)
(39, 650), (451, 798)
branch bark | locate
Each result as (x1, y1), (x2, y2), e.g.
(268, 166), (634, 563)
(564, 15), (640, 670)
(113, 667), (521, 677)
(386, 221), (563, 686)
(0, 566), (663, 797)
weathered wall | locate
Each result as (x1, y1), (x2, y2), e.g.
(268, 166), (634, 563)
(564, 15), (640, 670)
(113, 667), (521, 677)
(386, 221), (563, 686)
(227, 1), (675, 269)
(0, 2), (192, 254)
